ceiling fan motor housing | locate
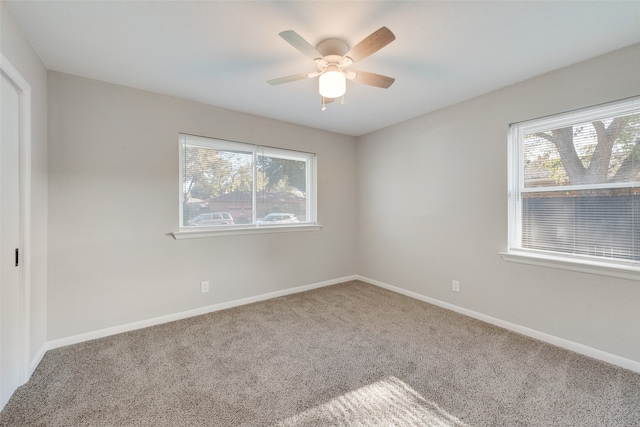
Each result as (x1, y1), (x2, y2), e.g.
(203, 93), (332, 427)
(316, 38), (349, 57)
(315, 39), (352, 76)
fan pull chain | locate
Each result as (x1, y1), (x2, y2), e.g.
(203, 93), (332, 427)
(321, 96), (346, 111)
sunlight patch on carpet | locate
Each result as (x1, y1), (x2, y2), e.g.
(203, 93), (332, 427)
(277, 376), (469, 427)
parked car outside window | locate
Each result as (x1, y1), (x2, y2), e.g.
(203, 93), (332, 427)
(188, 212), (234, 226)
(256, 213), (299, 225)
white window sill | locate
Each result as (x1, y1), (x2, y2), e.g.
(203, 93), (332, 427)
(172, 223), (322, 239)
(499, 250), (640, 282)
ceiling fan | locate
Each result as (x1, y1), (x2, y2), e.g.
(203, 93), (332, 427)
(267, 27), (396, 109)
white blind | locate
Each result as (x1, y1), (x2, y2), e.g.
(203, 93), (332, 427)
(509, 97), (640, 264)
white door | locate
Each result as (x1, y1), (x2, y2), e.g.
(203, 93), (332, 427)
(0, 69), (22, 409)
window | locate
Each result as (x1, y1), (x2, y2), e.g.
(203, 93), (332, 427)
(178, 134), (316, 235)
(506, 97), (640, 277)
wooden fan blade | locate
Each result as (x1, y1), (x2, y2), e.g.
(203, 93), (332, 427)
(322, 97), (335, 104)
(267, 73), (310, 86)
(279, 30), (322, 60)
(349, 71), (395, 88)
(344, 27), (395, 63)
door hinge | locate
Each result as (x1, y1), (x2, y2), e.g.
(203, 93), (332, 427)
(15, 248), (19, 267)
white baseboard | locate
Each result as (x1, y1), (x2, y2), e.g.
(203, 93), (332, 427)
(47, 275), (357, 351)
(39, 274), (640, 375)
(28, 342), (48, 377)
(357, 275), (640, 374)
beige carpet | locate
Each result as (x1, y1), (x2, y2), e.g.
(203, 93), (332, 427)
(1, 281), (639, 426)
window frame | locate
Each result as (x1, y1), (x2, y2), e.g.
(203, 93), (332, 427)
(173, 134), (320, 239)
(502, 96), (640, 280)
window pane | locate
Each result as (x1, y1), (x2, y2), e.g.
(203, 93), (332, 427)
(180, 134), (316, 230)
(509, 97), (640, 267)
(524, 112), (640, 188)
(256, 154), (307, 224)
(522, 188), (640, 261)
(182, 144), (253, 227)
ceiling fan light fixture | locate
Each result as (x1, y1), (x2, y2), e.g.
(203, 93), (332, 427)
(318, 68), (346, 99)
(270, 27), (396, 104)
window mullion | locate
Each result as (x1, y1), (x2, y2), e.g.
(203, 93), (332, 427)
(252, 148), (257, 225)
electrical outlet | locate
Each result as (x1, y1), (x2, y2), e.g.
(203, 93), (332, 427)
(201, 281), (210, 293)
(452, 280), (460, 292)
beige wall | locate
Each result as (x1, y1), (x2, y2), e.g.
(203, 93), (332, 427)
(47, 72), (357, 340)
(1, 2), (49, 367)
(356, 43), (640, 363)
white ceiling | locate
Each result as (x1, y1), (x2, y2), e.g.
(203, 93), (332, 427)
(5, 1), (640, 136)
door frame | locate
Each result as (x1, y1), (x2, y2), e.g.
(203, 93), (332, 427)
(0, 53), (32, 386)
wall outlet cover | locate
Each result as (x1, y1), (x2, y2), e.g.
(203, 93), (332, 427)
(201, 281), (210, 293)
